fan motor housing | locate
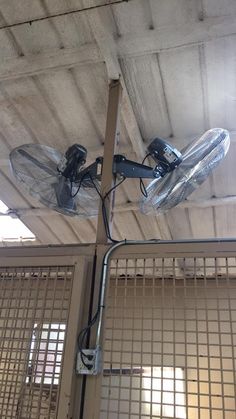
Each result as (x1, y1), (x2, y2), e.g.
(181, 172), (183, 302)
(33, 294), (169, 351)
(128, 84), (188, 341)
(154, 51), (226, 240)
(148, 138), (183, 175)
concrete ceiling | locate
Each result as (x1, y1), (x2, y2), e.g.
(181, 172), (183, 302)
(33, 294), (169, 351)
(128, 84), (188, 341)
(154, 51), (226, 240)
(0, 0), (235, 245)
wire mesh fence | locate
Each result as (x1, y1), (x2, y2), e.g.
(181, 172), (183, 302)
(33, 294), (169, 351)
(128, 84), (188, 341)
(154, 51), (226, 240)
(0, 265), (73, 419)
(100, 256), (236, 419)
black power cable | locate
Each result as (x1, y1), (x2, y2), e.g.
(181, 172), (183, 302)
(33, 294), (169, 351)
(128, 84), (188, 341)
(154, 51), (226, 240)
(0, 0), (130, 31)
(139, 153), (151, 198)
(88, 173), (126, 243)
(77, 173), (126, 368)
(70, 172), (88, 198)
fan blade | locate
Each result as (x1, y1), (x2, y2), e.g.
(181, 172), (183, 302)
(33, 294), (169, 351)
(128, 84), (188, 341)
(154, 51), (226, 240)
(54, 177), (76, 211)
(18, 149), (57, 176)
(10, 143), (100, 217)
(140, 128), (230, 215)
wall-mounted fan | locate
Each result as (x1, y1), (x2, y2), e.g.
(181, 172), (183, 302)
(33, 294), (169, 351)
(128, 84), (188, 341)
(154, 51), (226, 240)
(9, 127), (230, 376)
(10, 128), (230, 219)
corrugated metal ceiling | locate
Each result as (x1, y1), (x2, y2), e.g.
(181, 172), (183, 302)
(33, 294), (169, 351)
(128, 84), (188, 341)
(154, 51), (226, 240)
(0, 0), (235, 245)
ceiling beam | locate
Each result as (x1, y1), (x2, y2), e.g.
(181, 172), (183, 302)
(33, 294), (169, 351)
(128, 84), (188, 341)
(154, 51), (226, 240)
(84, 3), (146, 159)
(0, 44), (102, 82)
(4, 196), (236, 218)
(115, 196), (236, 212)
(0, 15), (235, 84)
(117, 15), (236, 57)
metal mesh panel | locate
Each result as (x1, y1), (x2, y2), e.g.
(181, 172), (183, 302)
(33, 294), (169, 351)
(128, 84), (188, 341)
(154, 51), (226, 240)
(0, 265), (73, 419)
(100, 257), (236, 419)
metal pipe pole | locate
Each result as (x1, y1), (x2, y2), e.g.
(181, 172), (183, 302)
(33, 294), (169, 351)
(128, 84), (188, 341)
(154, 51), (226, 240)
(95, 239), (160, 347)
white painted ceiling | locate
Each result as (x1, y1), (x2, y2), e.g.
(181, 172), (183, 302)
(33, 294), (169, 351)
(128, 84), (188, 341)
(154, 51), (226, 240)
(0, 0), (235, 245)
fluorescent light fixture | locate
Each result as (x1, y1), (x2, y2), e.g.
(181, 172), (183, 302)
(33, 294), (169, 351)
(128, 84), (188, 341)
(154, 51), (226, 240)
(0, 199), (35, 241)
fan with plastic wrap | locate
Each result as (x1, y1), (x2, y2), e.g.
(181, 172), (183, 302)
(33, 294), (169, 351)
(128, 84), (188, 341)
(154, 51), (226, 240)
(10, 128), (230, 221)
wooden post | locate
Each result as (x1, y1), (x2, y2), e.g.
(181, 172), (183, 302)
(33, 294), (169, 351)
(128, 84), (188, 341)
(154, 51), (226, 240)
(96, 79), (123, 244)
(74, 80), (123, 419)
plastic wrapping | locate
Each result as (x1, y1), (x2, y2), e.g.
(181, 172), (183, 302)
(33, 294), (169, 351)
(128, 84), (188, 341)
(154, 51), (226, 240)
(10, 143), (100, 217)
(140, 128), (230, 215)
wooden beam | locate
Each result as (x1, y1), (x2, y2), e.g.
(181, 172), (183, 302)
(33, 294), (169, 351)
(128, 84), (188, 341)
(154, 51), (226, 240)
(83, 3), (146, 159)
(0, 44), (102, 81)
(5, 195), (236, 218)
(115, 196), (236, 212)
(96, 79), (122, 244)
(117, 15), (236, 57)
(0, 16), (235, 84)
(0, 0), (146, 161)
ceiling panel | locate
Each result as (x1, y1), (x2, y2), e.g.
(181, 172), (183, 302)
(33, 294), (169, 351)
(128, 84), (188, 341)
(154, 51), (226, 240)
(0, 0), (234, 245)
(0, 86), (35, 150)
(211, 141), (236, 197)
(108, 0), (150, 35)
(205, 37), (236, 130)
(149, 0), (198, 28)
(120, 55), (171, 141)
(134, 212), (162, 240)
(0, 76), (67, 148)
(203, 0), (236, 17)
(189, 207), (215, 239)
(159, 46), (206, 138)
(35, 69), (103, 148)
(214, 206), (236, 237)
(113, 211), (145, 240)
(166, 208), (193, 240)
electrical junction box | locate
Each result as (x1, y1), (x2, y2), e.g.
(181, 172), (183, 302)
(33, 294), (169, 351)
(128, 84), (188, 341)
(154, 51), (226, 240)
(76, 346), (102, 375)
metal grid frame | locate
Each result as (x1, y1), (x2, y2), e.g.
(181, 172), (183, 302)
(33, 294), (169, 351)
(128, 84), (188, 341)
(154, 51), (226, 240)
(100, 251), (236, 419)
(0, 265), (73, 418)
(0, 241), (236, 419)
(0, 249), (88, 419)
